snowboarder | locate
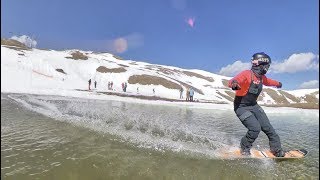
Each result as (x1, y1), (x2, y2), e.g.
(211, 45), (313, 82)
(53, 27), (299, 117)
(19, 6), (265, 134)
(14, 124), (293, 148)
(228, 52), (284, 157)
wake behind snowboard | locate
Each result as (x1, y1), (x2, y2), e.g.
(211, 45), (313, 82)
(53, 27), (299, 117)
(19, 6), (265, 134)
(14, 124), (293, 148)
(218, 148), (308, 159)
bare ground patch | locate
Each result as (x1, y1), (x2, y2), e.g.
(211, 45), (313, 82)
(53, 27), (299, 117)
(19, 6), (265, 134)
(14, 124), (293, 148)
(118, 64), (129, 68)
(222, 79), (229, 88)
(175, 80), (204, 95)
(56, 69), (67, 74)
(182, 71), (215, 82)
(129, 62), (138, 65)
(264, 103), (319, 109)
(263, 89), (289, 104)
(99, 91), (185, 102)
(157, 67), (175, 75)
(37, 48), (50, 51)
(96, 66), (127, 73)
(101, 59), (115, 63)
(224, 90), (235, 99)
(157, 67), (181, 75)
(156, 68), (215, 83)
(75, 89), (226, 104)
(204, 84), (214, 88)
(113, 55), (124, 60)
(128, 74), (181, 90)
(310, 90), (319, 96)
(72, 90), (318, 109)
(65, 51), (88, 60)
(303, 94), (319, 104)
(159, 73), (204, 95)
(216, 91), (233, 102)
(1, 38), (30, 50)
(278, 90), (301, 103)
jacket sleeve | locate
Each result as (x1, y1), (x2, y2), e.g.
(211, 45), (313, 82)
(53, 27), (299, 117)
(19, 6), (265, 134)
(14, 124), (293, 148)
(228, 71), (248, 88)
(262, 76), (280, 87)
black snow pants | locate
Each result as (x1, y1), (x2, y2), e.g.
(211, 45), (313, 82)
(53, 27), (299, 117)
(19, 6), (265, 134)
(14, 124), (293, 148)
(234, 104), (282, 152)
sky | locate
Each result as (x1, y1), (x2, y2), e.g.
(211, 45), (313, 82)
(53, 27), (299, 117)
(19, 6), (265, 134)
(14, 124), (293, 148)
(1, 0), (319, 90)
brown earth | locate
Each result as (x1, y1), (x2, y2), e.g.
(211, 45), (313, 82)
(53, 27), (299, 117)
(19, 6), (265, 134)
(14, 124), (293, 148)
(159, 73), (204, 95)
(75, 89), (318, 109)
(56, 69), (67, 74)
(128, 74), (181, 90)
(96, 66), (127, 73)
(65, 51), (88, 60)
(1, 38), (30, 50)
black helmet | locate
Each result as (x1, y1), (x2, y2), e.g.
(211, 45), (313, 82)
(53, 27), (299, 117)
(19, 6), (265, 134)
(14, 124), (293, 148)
(251, 52), (271, 66)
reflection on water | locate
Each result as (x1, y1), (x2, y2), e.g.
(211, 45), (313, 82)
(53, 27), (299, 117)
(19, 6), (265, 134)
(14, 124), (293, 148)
(1, 93), (319, 179)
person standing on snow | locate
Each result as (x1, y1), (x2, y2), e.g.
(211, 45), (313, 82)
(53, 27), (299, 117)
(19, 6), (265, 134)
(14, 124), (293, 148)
(124, 82), (127, 92)
(189, 88), (194, 102)
(94, 80), (97, 89)
(179, 87), (184, 99)
(228, 52), (285, 157)
(186, 88), (190, 101)
(88, 79), (92, 90)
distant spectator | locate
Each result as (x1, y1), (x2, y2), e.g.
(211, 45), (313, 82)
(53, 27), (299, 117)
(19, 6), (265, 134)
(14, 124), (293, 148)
(94, 81), (97, 88)
(179, 87), (184, 99)
(122, 83), (125, 92)
(137, 87), (139, 93)
(153, 88), (155, 94)
(111, 81), (113, 90)
(186, 88), (190, 101)
(189, 88), (194, 102)
(108, 82), (111, 90)
(124, 82), (127, 92)
(88, 79), (92, 90)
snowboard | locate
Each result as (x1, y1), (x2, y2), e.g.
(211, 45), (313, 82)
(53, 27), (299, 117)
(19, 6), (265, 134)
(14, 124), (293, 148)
(219, 148), (308, 159)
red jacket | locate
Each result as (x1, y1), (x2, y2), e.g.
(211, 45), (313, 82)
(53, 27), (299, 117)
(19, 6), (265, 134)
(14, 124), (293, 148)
(228, 70), (280, 96)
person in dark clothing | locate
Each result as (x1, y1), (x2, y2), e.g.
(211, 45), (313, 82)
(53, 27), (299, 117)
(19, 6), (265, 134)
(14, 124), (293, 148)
(94, 81), (97, 88)
(189, 88), (194, 102)
(88, 79), (91, 90)
(124, 82), (127, 92)
(228, 52), (285, 157)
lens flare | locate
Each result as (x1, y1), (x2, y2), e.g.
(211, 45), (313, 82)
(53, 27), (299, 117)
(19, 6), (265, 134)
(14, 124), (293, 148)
(113, 38), (128, 53)
(186, 17), (195, 28)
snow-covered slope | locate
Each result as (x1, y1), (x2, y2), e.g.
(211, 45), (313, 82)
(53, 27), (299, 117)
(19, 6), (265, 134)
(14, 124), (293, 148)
(1, 45), (319, 108)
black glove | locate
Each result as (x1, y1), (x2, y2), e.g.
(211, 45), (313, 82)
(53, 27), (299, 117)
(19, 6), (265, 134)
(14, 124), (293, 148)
(276, 82), (282, 88)
(231, 80), (241, 90)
